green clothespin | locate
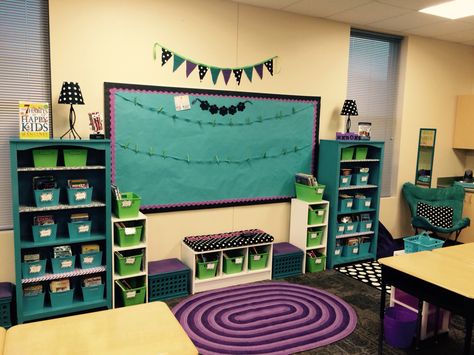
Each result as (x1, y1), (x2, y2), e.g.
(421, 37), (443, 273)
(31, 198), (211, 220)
(215, 155), (220, 164)
(161, 150), (167, 159)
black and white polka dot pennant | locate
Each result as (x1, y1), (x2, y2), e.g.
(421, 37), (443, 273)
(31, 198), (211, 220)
(264, 59), (273, 76)
(198, 65), (208, 81)
(233, 69), (243, 85)
(161, 48), (172, 66)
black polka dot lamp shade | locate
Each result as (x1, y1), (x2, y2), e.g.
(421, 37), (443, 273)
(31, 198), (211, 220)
(58, 82), (85, 105)
(340, 99), (358, 116)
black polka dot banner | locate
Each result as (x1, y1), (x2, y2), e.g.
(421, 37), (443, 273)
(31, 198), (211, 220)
(233, 69), (243, 85)
(198, 65), (209, 81)
(264, 59), (273, 76)
(161, 48), (172, 66)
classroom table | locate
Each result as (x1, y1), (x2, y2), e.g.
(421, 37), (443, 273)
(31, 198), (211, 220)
(433, 242), (474, 266)
(378, 249), (474, 354)
(2, 302), (198, 355)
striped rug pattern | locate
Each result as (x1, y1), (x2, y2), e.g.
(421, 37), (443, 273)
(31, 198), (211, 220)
(173, 282), (357, 354)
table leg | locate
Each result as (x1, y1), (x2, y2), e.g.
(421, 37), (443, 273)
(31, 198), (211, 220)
(464, 316), (473, 355)
(379, 278), (387, 355)
(415, 299), (423, 350)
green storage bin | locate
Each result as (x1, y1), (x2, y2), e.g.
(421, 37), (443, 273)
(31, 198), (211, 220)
(116, 279), (146, 307)
(196, 256), (219, 279)
(308, 208), (325, 225)
(68, 221), (92, 239)
(79, 251), (102, 269)
(32, 149), (58, 168)
(50, 289), (74, 308)
(115, 251), (143, 276)
(63, 149), (87, 167)
(22, 259), (46, 279)
(82, 284), (104, 302)
(248, 250), (269, 270)
(114, 192), (141, 218)
(51, 255), (76, 274)
(223, 250), (244, 274)
(32, 224), (57, 244)
(341, 147), (354, 160)
(34, 188), (60, 208)
(67, 187), (93, 205)
(115, 224), (143, 247)
(355, 146), (368, 160)
(23, 292), (45, 313)
(306, 229), (323, 247)
(306, 253), (326, 272)
(295, 183), (325, 202)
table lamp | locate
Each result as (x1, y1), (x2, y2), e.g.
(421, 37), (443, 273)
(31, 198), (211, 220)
(58, 82), (84, 139)
(340, 99), (358, 133)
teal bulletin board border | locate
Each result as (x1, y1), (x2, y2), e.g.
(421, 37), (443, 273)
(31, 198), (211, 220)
(104, 83), (320, 212)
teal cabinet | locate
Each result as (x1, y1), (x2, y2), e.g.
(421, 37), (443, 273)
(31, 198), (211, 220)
(10, 139), (112, 323)
(317, 140), (384, 269)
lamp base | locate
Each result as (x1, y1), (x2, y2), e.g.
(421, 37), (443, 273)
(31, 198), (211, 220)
(89, 133), (105, 140)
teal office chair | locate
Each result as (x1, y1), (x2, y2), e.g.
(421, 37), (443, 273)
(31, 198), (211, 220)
(402, 182), (470, 242)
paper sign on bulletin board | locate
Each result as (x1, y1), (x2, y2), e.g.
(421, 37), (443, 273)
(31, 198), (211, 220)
(104, 82), (320, 211)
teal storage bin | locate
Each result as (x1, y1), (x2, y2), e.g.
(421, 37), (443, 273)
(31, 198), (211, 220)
(342, 244), (360, 257)
(79, 251), (102, 269)
(358, 242), (371, 255)
(353, 173), (369, 185)
(63, 149), (87, 167)
(338, 197), (353, 212)
(32, 149), (58, 168)
(67, 187), (93, 205)
(23, 292), (45, 313)
(359, 220), (373, 232)
(333, 246), (343, 262)
(68, 221), (92, 239)
(403, 233), (444, 253)
(343, 222), (358, 234)
(32, 224), (57, 244)
(339, 175), (352, 187)
(50, 289), (74, 308)
(22, 259), (47, 279)
(336, 223), (345, 234)
(82, 284), (104, 302)
(354, 197), (372, 210)
(341, 147), (354, 160)
(51, 255), (76, 274)
(34, 188), (60, 207)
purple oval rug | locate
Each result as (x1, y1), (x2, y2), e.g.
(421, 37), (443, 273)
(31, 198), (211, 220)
(173, 281), (357, 354)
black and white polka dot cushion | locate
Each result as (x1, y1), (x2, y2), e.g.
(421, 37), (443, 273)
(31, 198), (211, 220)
(416, 202), (453, 228)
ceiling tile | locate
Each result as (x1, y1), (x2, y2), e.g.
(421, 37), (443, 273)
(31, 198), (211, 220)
(231, 0), (299, 10)
(370, 12), (445, 32)
(328, 2), (411, 25)
(284, 0), (372, 18)
(376, 0), (448, 11)
(410, 20), (474, 37)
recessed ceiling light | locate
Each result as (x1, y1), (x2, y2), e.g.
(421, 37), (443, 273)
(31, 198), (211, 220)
(419, 0), (474, 19)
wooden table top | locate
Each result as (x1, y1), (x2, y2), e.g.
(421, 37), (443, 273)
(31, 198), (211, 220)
(433, 243), (474, 266)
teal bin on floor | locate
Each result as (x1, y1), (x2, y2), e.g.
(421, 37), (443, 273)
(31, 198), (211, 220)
(333, 246), (343, 263)
(23, 292), (45, 313)
(50, 289), (74, 308)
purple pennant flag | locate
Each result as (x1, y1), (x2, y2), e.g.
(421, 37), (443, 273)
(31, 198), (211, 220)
(255, 63), (264, 79)
(186, 61), (197, 77)
(222, 69), (232, 85)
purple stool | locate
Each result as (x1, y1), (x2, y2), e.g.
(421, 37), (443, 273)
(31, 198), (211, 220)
(0, 282), (13, 327)
(272, 243), (303, 279)
(148, 259), (190, 301)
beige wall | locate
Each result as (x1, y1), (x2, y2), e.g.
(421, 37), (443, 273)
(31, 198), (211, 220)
(2, 0), (474, 282)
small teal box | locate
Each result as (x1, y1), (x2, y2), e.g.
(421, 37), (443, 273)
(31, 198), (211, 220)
(342, 244), (360, 257)
(336, 223), (345, 234)
(352, 173), (369, 185)
(358, 242), (371, 255)
(34, 188), (60, 207)
(79, 251), (102, 269)
(354, 197), (372, 210)
(359, 220), (373, 232)
(68, 221), (92, 239)
(343, 222), (358, 234)
(51, 255), (76, 274)
(22, 259), (47, 279)
(50, 289), (74, 308)
(333, 246), (343, 262)
(67, 187), (93, 205)
(23, 292), (45, 313)
(338, 198), (353, 212)
(32, 224), (57, 244)
(82, 284), (104, 302)
(339, 175), (352, 187)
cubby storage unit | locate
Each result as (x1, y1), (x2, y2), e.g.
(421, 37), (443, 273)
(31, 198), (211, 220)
(289, 198), (329, 273)
(181, 230), (274, 294)
(317, 140), (384, 269)
(10, 139), (112, 323)
(111, 211), (147, 308)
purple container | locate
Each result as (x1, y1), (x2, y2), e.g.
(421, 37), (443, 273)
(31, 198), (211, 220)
(384, 306), (417, 348)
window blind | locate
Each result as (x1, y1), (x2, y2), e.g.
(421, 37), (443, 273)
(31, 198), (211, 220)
(347, 29), (401, 197)
(0, 0), (51, 230)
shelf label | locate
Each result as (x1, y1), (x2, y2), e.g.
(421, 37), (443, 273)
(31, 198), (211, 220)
(310, 233), (317, 239)
(74, 191), (87, 201)
(364, 201), (371, 207)
(347, 201), (353, 207)
(342, 177), (349, 183)
(83, 256), (94, 264)
(126, 291), (136, 299)
(338, 226), (344, 232)
(361, 176), (368, 182)
(347, 225), (354, 231)
(40, 192), (53, 202)
(253, 255), (261, 261)
(125, 257), (136, 264)
(235, 257), (243, 264)
(317, 188), (324, 194)
(121, 200), (132, 208)
(124, 227), (136, 236)
(78, 224), (90, 233)
(335, 249), (341, 255)
(29, 264), (42, 273)
(316, 258), (322, 264)
(317, 210), (324, 216)
(39, 228), (52, 237)
(366, 223), (372, 229)
(61, 260), (72, 268)
(352, 247), (359, 254)
(206, 263), (215, 270)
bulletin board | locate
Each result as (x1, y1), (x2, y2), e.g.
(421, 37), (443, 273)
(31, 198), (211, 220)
(104, 82), (320, 211)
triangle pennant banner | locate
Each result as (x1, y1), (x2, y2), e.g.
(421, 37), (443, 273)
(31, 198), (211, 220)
(243, 67), (253, 82)
(173, 55), (185, 72)
(198, 65), (209, 81)
(255, 64), (264, 79)
(161, 48), (172, 66)
(186, 61), (197, 77)
(222, 69), (232, 85)
(264, 59), (274, 76)
(210, 67), (221, 85)
(233, 69), (243, 86)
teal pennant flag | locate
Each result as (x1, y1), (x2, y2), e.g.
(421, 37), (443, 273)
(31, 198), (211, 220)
(210, 67), (221, 85)
(173, 55), (185, 72)
(244, 67), (253, 82)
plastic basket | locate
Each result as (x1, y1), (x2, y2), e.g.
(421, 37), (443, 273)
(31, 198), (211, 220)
(115, 224), (143, 247)
(67, 187), (93, 205)
(196, 258), (219, 279)
(82, 284), (104, 302)
(359, 220), (373, 232)
(63, 149), (87, 167)
(148, 259), (190, 301)
(343, 222), (358, 234)
(115, 251), (143, 276)
(338, 197), (353, 212)
(114, 192), (141, 218)
(339, 175), (352, 187)
(308, 208), (325, 225)
(51, 255), (76, 274)
(306, 253), (326, 272)
(116, 279), (146, 307)
(32, 224), (57, 244)
(336, 224), (345, 234)
(341, 147), (354, 160)
(272, 246), (303, 279)
(358, 242), (371, 255)
(34, 188), (60, 208)
(353, 173), (369, 185)
(384, 306), (417, 348)
(295, 183), (325, 202)
(342, 244), (360, 257)
(68, 221), (92, 239)
(50, 289), (74, 308)
(248, 251), (269, 270)
(79, 251), (102, 269)
(32, 149), (58, 168)
(306, 229), (323, 247)
(403, 233), (445, 253)
(23, 292), (45, 313)
(223, 251), (244, 274)
(333, 246), (343, 262)
(22, 259), (46, 278)
(354, 196), (372, 210)
(355, 146), (368, 160)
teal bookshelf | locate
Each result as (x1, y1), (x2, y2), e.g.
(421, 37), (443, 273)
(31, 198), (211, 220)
(10, 139), (112, 323)
(317, 140), (384, 269)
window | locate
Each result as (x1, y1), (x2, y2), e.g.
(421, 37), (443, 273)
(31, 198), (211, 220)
(0, 0), (52, 229)
(346, 29), (401, 197)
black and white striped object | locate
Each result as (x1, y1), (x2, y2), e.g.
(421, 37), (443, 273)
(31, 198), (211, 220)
(184, 229), (274, 252)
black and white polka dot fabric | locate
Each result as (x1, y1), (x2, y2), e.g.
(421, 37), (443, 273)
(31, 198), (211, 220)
(264, 59), (273, 76)
(416, 202), (453, 228)
(161, 48), (172, 66)
(184, 229), (274, 252)
(198, 65), (208, 81)
(340, 100), (358, 116)
(58, 82), (84, 105)
(336, 261), (391, 294)
(233, 69), (243, 85)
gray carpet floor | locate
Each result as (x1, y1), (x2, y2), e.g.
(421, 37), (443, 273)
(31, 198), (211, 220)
(165, 270), (471, 354)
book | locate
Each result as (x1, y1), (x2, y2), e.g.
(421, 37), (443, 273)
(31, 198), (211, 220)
(50, 279), (70, 293)
(19, 102), (50, 139)
(67, 179), (89, 189)
(81, 244), (100, 254)
(83, 276), (102, 287)
(33, 215), (54, 225)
